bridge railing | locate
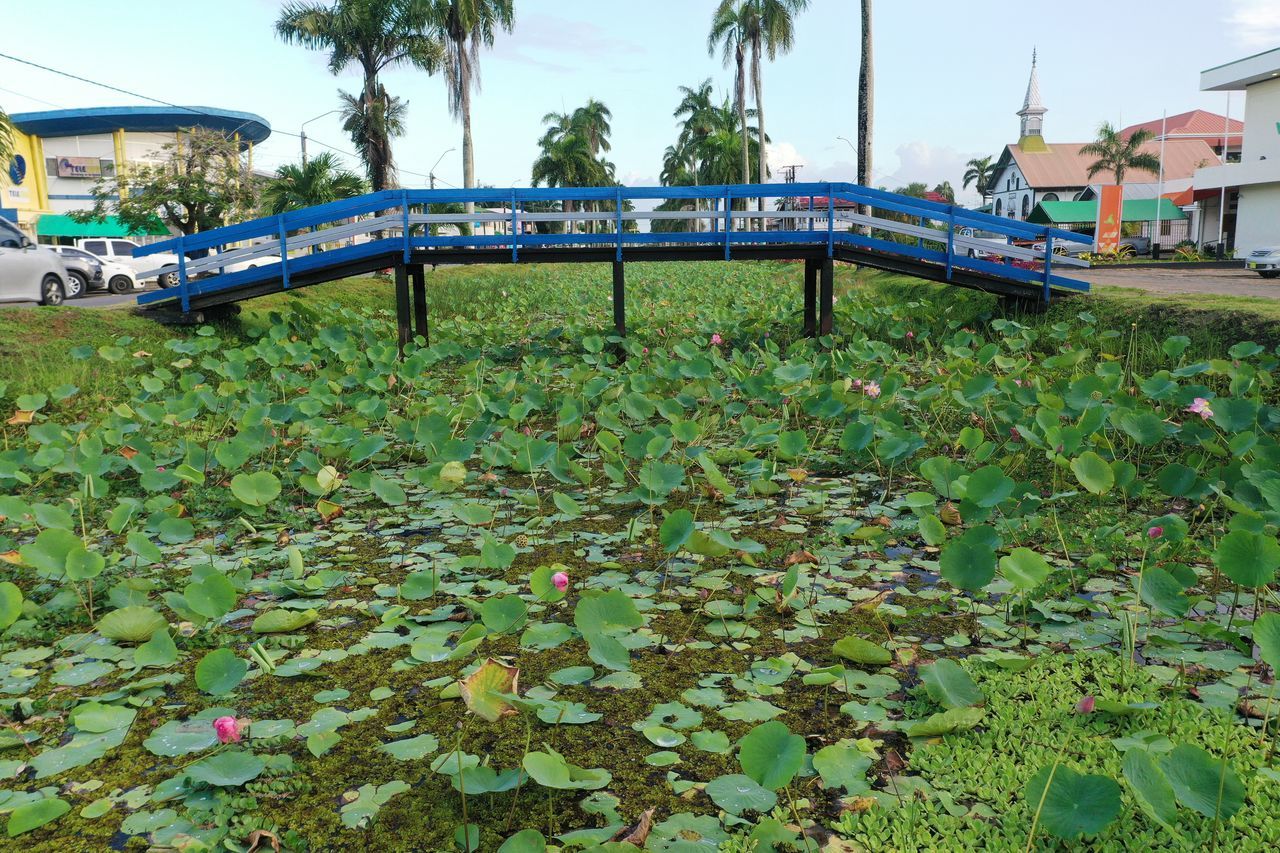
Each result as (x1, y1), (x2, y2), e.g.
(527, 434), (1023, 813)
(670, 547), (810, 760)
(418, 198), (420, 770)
(135, 183), (1090, 310)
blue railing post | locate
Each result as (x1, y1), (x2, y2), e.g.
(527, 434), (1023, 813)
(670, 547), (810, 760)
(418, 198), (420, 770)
(615, 188), (624, 262)
(511, 190), (519, 263)
(1042, 234), (1054, 303)
(401, 190), (411, 265)
(826, 185), (835, 258)
(277, 215), (290, 290)
(724, 188), (732, 260)
(807, 195), (814, 232)
(945, 209), (955, 281)
(176, 234), (189, 314)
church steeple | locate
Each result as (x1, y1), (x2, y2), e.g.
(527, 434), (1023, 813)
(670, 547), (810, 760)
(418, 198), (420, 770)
(1017, 49), (1048, 152)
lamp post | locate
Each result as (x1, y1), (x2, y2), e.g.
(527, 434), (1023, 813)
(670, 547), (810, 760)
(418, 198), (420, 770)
(428, 148), (455, 191)
(300, 110), (342, 165)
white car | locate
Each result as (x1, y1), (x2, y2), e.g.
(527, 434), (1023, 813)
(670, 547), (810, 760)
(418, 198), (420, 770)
(100, 258), (143, 293)
(1245, 247), (1280, 279)
(0, 219), (70, 305)
(76, 237), (181, 287)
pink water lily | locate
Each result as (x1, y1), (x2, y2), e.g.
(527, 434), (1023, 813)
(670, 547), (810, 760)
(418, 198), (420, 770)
(214, 715), (244, 744)
(710, 333), (723, 346)
(863, 381), (881, 399)
(552, 571), (569, 592)
(1186, 397), (1213, 420)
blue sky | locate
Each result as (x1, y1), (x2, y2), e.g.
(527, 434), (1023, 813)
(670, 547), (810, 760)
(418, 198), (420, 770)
(3, 0), (1278, 205)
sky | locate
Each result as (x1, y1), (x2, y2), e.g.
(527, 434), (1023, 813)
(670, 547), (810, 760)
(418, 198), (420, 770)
(2, 0), (1278, 207)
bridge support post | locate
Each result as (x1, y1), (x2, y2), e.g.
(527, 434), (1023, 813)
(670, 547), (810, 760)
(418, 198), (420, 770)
(411, 265), (428, 346)
(803, 258), (818, 337)
(819, 258), (834, 336)
(612, 261), (626, 337)
(394, 264), (411, 358)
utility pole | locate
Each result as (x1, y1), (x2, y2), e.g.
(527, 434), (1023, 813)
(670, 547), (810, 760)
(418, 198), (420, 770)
(300, 110), (341, 166)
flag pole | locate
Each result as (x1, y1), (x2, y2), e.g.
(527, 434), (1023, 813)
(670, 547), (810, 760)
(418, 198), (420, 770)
(1153, 109), (1166, 257)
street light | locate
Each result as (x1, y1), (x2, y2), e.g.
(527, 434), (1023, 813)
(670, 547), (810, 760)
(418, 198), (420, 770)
(300, 110), (342, 165)
(837, 135), (855, 152)
(428, 148), (455, 190)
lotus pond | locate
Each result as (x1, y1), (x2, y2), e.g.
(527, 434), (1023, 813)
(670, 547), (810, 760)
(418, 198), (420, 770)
(1, 262), (1279, 852)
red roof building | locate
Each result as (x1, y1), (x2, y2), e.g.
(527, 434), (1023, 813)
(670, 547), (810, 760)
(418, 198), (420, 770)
(1120, 110), (1243, 158)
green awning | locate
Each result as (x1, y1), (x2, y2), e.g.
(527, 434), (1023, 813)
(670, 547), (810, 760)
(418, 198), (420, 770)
(36, 214), (169, 238)
(1027, 198), (1187, 225)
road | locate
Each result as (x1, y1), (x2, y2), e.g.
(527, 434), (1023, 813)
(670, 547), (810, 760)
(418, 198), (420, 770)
(1083, 266), (1280, 299)
(0, 283), (162, 310)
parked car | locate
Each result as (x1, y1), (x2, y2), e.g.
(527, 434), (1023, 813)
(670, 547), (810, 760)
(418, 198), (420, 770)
(76, 238), (180, 287)
(1031, 235), (1149, 258)
(1246, 246), (1280, 279)
(45, 246), (104, 297)
(0, 219), (69, 305)
(52, 246), (141, 294)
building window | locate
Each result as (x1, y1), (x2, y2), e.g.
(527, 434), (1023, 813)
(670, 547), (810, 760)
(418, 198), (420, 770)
(1021, 195), (1031, 218)
(995, 199), (1003, 216)
(1042, 192), (1059, 202)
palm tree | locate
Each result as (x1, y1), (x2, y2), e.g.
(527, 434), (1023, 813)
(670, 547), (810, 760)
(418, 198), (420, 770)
(0, 108), (14, 164)
(338, 86), (407, 190)
(962, 155), (997, 203)
(673, 80), (716, 229)
(857, 0), (873, 227)
(276, 0), (441, 192)
(531, 128), (612, 231)
(932, 181), (955, 203)
(708, 3), (751, 188)
(432, 0), (515, 217)
(730, 0), (808, 213)
(540, 100), (612, 157)
(261, 152), (367, 215)
(1081, 123), (1161, 185)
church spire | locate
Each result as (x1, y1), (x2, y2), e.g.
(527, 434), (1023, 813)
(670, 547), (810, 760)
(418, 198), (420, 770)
(1017, 48), (1048, 151)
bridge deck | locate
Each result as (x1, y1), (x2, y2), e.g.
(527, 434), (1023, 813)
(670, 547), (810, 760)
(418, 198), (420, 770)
(133, 182), (1090, 340)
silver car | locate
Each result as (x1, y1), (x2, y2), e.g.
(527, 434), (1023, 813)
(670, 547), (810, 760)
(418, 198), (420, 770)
(0, 220), (68, 305)
(44, 245), (102, 298)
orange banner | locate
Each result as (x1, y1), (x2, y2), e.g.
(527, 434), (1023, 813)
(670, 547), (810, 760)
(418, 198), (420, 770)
(1096, 185), (1123, 254)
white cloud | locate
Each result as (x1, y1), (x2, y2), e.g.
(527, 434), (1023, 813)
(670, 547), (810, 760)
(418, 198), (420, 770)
(766, 141), (809, 172)
(1225, 0), (1280, 48)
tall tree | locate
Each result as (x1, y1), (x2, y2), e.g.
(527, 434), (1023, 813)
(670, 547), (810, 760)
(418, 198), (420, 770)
(730, 0), (808, 212)
(1081, 123), (1160, 185)
(531, 105), (615, 231)
(673, 79), (716, 229)
(857, 0), (873, 225)
(276, 0), (442, 191)
(962, 155), (997, 203)
(261, 151), (367, 215)
(73, 129), (255, 236)
(432, 0), (515, 217)
(931, 181), (955, 203)
(708, 3), (751, 190)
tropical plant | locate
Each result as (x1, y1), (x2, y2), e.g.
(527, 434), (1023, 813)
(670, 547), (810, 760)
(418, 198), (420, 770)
(1081, 123), (1161, 185)
(431, 0), (515, 217)
(275, 0), (442, 191)
(962, 155), (997, 202)
(337, 86), (407, 191)
(726, 0), (808, 212)
(72, 128), (255, 235)
(932, 181), (955, 203)
(261, 152), (367, 216)
(708, 2), (752, 187)
(531, 116), (615, 231)
(0, 108), (14, 164)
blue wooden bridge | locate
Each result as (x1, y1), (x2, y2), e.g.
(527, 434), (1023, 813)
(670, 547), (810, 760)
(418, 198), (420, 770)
(134, 182), (1089, 345)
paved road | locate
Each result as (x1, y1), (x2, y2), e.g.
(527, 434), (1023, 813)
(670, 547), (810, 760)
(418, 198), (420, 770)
(0, 284), (161, 310)
(1084, 267), (1280, 299)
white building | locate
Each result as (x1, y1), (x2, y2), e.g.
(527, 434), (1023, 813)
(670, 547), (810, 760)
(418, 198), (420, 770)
(1194, 48), (1280, 255)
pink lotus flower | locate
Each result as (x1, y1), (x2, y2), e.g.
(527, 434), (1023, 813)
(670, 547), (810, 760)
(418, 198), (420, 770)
(1075, 695), (1095, 715)
(864, 381), (881, 399)
(642, 347), (649, 355)
(1186, 397), (1213, 420)
(552, 571), (569, 592)
(1147, 525), (1163, 539)
(906, 331), (914, 339)
(710, 333), (723, 346)
(214, 715), (244, 744)
(853, 379), (863, 388)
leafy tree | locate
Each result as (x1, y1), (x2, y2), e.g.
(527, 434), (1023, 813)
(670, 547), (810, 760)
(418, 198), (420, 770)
(261, 152), (367, 215)
(1081, 122), (1161, 185)
(73, 128), (255, 236)
(532, 102), (616, 232)
(338, 85), (406, 192)
(932, 181), (955, 203)
(962, 155), (997, 203)
(276, 0), (442, 191)
(726, 0), (808, 211)
(708, 3), (751, 186)
(432, 0), (515, 216)
(0, 108), (14, 164)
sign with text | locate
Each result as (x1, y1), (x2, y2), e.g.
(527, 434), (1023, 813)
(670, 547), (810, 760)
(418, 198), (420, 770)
(56, 156), (102, 179)
(1095, 185), (1123, 254)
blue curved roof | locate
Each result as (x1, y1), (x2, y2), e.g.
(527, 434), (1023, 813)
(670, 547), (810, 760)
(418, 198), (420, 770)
(9, 106), (271, 145)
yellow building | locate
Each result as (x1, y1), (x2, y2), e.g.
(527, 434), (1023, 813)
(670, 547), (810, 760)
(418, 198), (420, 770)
(2, 105), (270, 240)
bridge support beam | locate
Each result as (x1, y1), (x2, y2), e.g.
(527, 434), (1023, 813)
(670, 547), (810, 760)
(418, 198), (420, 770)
(803, 259), (818, 336)
(411, 265), (428, 346)
(612, 261), (626, 337)
(819, 258), (834, 336)
(394, 264), (411, 357)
